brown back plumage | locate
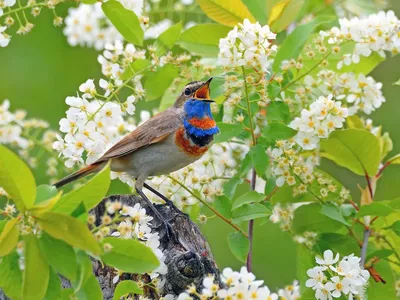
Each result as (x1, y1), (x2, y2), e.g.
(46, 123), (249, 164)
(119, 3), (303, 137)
(95, 107), (182, 162)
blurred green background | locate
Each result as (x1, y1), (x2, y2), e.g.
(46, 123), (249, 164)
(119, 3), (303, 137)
(1, 1), (400, 290)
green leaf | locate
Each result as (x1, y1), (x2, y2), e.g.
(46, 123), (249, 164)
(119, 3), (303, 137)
(39, 233), (78, 281)
(380, 132), (393, 161)
(23, 235), (50, 300)
(102, 0), (143, 46)
(0, 218), (19, 257)
(367, 255), (397, 299)
(73, 251), (93, 292)
(0, 252), (23, 299)
(36, 212), (102, 255)
(262, 121), (296, 145)
(101, 237), (159, 274)
(75, 275), (102, 300)
(30, 192), (62, 215)
(52, 164), (110, 214)
(227, 232), (249, 263)
(320, 204), (350, 226)
(113, 280), (143, 300)
(267, 101), (291, 123)
(293, 203), (343, 233)
(366, 249), (395, 262)
(242, 0), (267, 23)
(320, 129), (381, 176)
(232, 191), (265, 210)
(178, 24), (231, 56)
(214, 122), (243, 143)
(223, 177), (241, 199)
(35, 185), (58, 204)
(232, 203), (270, 224)
(387, 153), (400, 165)
(196, 0), (256, 27)
(214, 195), (232, 219)
(273, 15), (336, 72)
(268, 0), (305, 33)
(144, 64), (179, 101)
(316, 233), (360, 256)
(0, 145), (36, 211)
(385, 220), (400, 236)
(44, 268), (62, 300)
(358, 202), (396, 217)
(120, 58), (151, 80)
(238, 152), (252, 177)
(81, 0), (96, 3)
(250, 145), (269, 177)
(155, 22), (182, 55)
(338, 51), (385, 75)
(346, 115), (364, 129)
(296, 244), (315, 299)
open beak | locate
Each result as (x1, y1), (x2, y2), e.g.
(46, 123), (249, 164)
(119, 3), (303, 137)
(194, 77), (214, 102)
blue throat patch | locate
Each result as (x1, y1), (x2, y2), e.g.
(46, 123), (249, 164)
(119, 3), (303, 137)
(183, 99), (219, 146)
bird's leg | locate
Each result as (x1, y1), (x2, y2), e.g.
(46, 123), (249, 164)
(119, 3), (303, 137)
(135, 187), (175, 241)
(143, 182), (184, 215)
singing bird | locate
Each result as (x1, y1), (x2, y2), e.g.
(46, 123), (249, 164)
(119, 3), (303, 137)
(54, 78), (219, 235)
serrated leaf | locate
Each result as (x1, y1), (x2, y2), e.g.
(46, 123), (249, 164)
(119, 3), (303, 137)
(113, 280), (143, 300)
(320, 204), (350, 226)
(44, 268), (62, 300)
(385, 221), (400, 236)
(73, 251), (93, 292)
(320, 129), (381, 176)
(242, 0), (267, 23)
(178, 24), (231, 56)
(227, 232), (249, 263)
(214, 195), (232, 218)
(293, 203), (343, 233)
(0, 252), (23, 299)
(101, 237), (159, 274)
(223, 176), (241, 199)
(39, 233), (78, 281)
(30, 192), (62, 215)
(102, 0), (143, 46)
(316, 233), (360, 256)
(0, 145), (36, 211)
(232, 191), (265, 210)
(196, 0), (256, 27)
(214, 122), (244, 143)
(262, 121), (297, 145)
(75, 275), (102, 300)
(357, 202), (396, 217)
(267, 101), (291, 123)
(0, 218), (19, 256)
(23, 235), (50, 300)
(52, 164), (110, 214)
(144, 64), (179, 101)
(250, 145), (269, 177)
(36, 212), (102, 255)
(273, 15), (336, 72)
(232, 203), (270, 224)
(366, 249), (395, 261)
(155, 22), (182, 55)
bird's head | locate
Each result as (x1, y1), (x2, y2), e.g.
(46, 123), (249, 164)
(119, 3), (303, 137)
(173, 78), (214, 108)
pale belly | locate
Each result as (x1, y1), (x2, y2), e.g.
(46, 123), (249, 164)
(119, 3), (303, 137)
(110, 134), (202, 178)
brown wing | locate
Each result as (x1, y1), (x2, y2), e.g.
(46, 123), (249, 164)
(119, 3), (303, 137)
(95, 107), (182, 163)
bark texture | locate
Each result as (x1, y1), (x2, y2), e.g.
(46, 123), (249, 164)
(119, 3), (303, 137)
(0, 194), (222, 299)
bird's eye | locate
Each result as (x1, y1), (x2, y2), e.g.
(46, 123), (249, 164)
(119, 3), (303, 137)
(184, 88), (191, 96)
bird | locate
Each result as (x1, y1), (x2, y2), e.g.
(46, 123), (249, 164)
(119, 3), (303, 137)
(54, 77), (219, 237)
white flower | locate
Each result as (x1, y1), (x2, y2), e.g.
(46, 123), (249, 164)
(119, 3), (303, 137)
(79, 79), (96, 98)
(0, 26), (10, 47)
(306, 266), (326, 289)
(325, 276), (352, 298)
(125, 95), (136, 115)
(316, 250), (340, 266)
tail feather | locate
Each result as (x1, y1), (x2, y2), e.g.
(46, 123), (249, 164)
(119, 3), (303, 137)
(53, 162), (105, 189)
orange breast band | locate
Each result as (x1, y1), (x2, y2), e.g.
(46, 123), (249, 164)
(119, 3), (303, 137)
(175, 128), (208, 157)
(188, 117), (216, 130)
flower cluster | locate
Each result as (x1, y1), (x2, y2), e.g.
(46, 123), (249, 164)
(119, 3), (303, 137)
(269, 203), (295, 231)
(305, 71), (385, 115)
(169, 266), (300, 300)
(63, 3), (123, 50)
(91, 200), (167, 281)
(306, 250), (370, 300)
(289, 95), (348, 150)
(320, 10), (400, 69)
(219, 19), (277, 72)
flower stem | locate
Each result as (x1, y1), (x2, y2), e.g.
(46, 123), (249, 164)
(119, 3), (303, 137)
(242, 66), (257, 272)
(168, 176), (249, 238)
